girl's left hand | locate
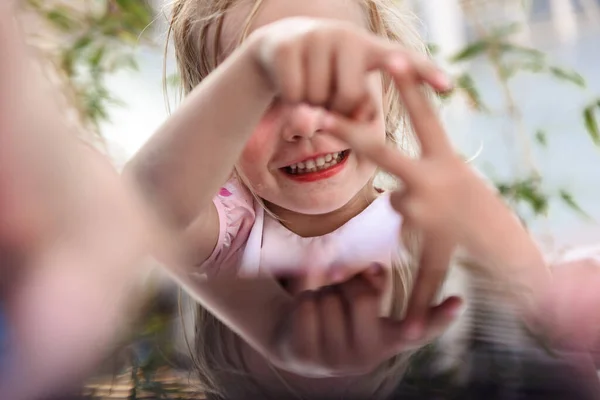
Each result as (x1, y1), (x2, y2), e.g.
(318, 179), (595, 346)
(322, 56), (550, 339)
(267, 265), (461, 377)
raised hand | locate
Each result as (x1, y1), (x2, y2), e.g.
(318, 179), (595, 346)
(322, 56), (550, 339)
(248, 17), (451, 118)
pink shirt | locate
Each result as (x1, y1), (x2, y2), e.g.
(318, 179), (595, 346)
(200, 177), (407, 279)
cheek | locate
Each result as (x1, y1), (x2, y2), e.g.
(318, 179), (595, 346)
(238, 109), (279, 180)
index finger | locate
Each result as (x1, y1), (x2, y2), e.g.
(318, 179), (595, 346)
(321, 113), (420, 186)
(402, 230), (455, 340)
(386, 56), (454, 157)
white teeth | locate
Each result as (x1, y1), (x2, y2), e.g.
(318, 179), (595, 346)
(285, 151), (346, 174)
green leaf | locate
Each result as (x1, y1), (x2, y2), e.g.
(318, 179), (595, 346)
(510, 58), (546, 76)
(166, 72), (181, 89)
(456, 73), (487, 112)
(516, 184), (548, 215)
(45, 8), (78, 31)
(559, 190), (592, 219)
(497, 43), (545, 60)
(584, 105), (600, 146)
(490, 22), (522, 39)
(450, 40), (490, 62)
(497, 178), (548, 216)
(549, 66), (586, 88)
(535, 130), (547, 147)
(73, 35), (93, 52)
(115, 0), (154, 29)
(60, 50), (76, 77)
(427, 43), (440, 55)
(89, 46), (107, 69)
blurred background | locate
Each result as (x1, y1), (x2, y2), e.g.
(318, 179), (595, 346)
(17, 0), (600, 398)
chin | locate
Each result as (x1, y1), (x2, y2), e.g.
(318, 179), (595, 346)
(275, 191), (361, 216)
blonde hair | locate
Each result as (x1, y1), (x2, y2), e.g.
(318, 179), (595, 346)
(165, 0), (429, 397)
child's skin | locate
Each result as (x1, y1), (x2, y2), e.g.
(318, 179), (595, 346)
(0, 4), (152, 399)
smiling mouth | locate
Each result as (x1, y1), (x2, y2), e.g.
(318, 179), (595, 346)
(282, 150), (350, 175)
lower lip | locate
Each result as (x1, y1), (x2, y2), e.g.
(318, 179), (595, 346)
(282, 153), (349, 183)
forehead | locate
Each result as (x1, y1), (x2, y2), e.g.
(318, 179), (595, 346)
(220, 0), (368, 55)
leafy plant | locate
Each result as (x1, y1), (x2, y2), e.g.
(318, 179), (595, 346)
(23, 0), (155, 135)
(442, 1), (599, 222)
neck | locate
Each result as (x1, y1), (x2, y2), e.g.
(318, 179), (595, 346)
(266, 185), (379, 238)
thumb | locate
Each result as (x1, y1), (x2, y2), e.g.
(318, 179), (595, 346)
(380, 295), (463, 353)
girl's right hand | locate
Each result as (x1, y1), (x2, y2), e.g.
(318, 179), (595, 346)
(322, 57), (550, 340)
(247, 17), (451, 118)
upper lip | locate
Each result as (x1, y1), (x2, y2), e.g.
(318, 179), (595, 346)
(278, 150), (349, 169)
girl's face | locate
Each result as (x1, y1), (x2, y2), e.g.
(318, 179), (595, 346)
(226, 0), (388, 217)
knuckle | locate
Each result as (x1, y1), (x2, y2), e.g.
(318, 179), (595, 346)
(308, 86), (328, 106)
(337, 87), (364, 112)
(273, 39), (297, 64)
(295, 296), (316, 321)
(282, 82), (302, 103)
(348, 288), (373, 307)
(321, 291), (342, 310)
(307, 28), (328, 44)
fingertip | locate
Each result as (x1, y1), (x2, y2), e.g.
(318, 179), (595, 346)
(434, 296), (464, 319)
(386, 55), (410, 74)
(363, 262), (386, 290)
(434, 74), (453, 92)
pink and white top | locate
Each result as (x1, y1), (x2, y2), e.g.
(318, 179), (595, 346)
(199, 177), (407, 279)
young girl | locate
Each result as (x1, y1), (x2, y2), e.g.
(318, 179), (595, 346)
(125, 0), (532, 397)
(127, 0), (595, 399)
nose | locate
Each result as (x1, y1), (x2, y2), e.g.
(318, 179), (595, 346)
(281, 104), (324, 142)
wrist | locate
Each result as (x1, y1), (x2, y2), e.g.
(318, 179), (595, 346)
(241, 30), (276, 99)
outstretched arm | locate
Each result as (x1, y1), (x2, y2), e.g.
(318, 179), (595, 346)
(0, 4), (152, 398)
